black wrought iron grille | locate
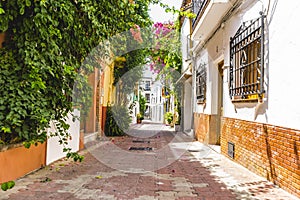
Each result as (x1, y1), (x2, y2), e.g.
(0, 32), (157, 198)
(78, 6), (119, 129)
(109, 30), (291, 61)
(229, 14), (265, 101)
(196, 64), (206, 103)
(192, 0), (209, 28)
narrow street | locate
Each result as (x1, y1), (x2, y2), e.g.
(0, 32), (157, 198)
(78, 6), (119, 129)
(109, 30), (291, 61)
(0, 122), (297, 200)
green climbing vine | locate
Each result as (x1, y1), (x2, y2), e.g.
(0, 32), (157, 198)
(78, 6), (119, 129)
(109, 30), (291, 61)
(0, 0), (156, 155)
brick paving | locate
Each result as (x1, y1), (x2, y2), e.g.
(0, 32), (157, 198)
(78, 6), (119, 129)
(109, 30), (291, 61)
(0, 123), (299, 200)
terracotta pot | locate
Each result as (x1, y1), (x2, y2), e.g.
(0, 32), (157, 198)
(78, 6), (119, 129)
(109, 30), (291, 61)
(0, 142), (46, 183)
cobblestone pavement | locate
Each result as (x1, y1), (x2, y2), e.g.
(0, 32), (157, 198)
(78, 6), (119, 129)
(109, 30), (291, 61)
(0, 123), (299, 200)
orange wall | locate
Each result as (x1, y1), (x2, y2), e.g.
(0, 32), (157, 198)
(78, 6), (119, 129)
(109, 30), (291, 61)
(221, 117), (300, 198)
(85, 69), (99, 133)
(194, 113), (218, 144)
(0, 143), (46, 183)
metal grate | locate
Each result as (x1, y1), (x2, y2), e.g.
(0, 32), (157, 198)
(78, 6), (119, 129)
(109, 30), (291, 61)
(132, 140), (150, 143)
(228, 142), (235, 158)
(196, 63), (206, 103)
(128, 147), (152, 151)
(192, 0), (209, 28)
(229, 13), (265, 101)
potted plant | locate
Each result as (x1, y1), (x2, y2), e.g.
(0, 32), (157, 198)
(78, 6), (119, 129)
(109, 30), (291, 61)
(136, 113), (143, 124)
(164, 112), (174, 127)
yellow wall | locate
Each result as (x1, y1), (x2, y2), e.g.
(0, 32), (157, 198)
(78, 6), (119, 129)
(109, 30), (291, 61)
(103, 63), (115, 106)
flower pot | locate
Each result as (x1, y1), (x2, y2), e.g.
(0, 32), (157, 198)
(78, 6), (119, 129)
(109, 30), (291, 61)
(0, 142), (46, 183)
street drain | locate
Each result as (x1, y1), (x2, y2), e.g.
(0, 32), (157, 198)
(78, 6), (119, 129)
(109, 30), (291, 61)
(188, 149), (203, 152)
(132, 140), (150, 143)
(128, 147), (152, 151)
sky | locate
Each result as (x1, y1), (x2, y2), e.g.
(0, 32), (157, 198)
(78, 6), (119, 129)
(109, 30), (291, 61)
(149, 0), (182, 23)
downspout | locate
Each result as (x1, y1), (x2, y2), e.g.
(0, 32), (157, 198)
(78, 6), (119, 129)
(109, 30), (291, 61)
(259, 11), (265, 102)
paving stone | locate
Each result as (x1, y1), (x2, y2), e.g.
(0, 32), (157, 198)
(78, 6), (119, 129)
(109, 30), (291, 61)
(0, 123), (298, 200)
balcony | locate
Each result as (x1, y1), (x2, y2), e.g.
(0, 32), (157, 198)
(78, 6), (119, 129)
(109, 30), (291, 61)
(192, 0), (232, 42)
(192, 0), (210, 28)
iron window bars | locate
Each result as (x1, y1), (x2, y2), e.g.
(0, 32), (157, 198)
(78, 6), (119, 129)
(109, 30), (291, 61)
(196, 63), (206, 103)
(229, 13), (265, 101)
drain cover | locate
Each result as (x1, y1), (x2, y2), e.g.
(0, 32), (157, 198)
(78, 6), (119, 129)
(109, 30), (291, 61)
(129, 147), (152, 151)
(188, 149), (203, 152)
(132, 140), (150, 143)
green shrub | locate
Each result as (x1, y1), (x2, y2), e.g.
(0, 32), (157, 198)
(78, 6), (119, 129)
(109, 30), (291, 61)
(164, 112), (173, 124)
(104, 105), (131, 137)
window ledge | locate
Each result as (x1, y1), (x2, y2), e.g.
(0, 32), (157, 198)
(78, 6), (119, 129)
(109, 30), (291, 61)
(231, 98), (258, 103)
(197, 100), (206, 104)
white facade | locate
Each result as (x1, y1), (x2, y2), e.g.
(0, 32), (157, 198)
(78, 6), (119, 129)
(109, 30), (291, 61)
(180, 17), (193, 132)
(46, 109), (80, 165)
(191, 0), (300, 131)
(150, 80), (164, 123)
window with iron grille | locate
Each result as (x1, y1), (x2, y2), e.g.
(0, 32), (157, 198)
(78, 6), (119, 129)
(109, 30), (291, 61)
(229, 14), (265, 101)
(196, 63), (206, 103)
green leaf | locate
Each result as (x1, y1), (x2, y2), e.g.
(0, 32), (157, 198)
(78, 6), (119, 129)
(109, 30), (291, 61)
(20, 7), (25, 15)
(25, 0), (31, 7)
(1, 127), (11, 133)
(1, 182), (8, 191)
(1, 181), (15, 191)
(0, 8), (5, 14)
(7, 181), (15, 189)
(23, 141), (31, 149)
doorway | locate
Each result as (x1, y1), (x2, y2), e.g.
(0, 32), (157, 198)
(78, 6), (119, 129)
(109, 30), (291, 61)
(216, 61), (224, 145)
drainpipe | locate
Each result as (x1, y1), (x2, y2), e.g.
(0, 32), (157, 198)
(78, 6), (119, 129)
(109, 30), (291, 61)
(259, 11), (265, 102)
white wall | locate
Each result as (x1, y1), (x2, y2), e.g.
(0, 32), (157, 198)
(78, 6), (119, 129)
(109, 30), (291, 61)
(183, 79), (193, 130)
(150, 82), (164, 123)
(266, 0), (300, 130)
(193, 50), (211, 114)
(46, 109), (80, 165)
(181, 18), (191, 72)
(199, 0), (300, 130)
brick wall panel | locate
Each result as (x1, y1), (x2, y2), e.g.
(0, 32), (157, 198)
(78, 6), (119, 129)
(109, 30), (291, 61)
(221, 117), (300, 198)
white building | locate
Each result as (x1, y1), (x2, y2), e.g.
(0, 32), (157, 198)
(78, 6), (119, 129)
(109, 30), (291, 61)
(150, 80), (164, 123)
(179, 1), (193, 134)
(182, 0), (300, 197)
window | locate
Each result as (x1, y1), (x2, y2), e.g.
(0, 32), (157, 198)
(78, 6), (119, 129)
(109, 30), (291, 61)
(196, 63), (206, 103)
(145, 81), (151, 91)
(145, 94), (150, 103)
(229, 14), (265, 101)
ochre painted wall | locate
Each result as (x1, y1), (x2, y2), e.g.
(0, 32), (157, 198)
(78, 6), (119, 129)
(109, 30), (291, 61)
(101, 63), (116, 134)
(194, 113), (218, 144)
(103, 63), (114, 106)
(221, 117), (300, 198)
(85, 69), (99, 133)
(0, 143), (46, 183)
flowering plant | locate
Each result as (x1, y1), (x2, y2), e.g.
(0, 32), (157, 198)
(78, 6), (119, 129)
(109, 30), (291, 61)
(130, 24), (143, 43)
(149, 21), (181, 75)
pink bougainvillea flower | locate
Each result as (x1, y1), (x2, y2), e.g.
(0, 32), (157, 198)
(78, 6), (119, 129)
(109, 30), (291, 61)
(130, 24), (143, 43)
